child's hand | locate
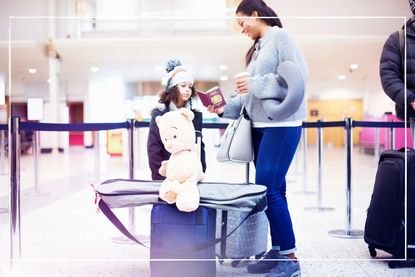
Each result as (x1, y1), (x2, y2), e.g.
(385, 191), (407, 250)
(207, 105), (225, 115)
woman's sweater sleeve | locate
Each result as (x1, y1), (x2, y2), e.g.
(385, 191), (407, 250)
(247, 30), (300, 100)
(222, 95), (244, 119)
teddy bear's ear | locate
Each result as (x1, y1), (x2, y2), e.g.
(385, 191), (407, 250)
(179, 108), (194, 121)
(155, 115), (162, 126)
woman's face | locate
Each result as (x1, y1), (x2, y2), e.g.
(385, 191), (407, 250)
(236, 12), (261, 40)
(177, 82), (193, 102)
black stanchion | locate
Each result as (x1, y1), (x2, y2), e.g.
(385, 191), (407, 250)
(25, 131), (49, 197)
(328, 117), (364, 239)
(374, 127), (380, 167)
(112, 119), (149, 244)
(0, 128), (8, 214)
(305, 120), (334, 212)
(10, 116), (22, 263)
(0, 129), (6, 176)
(294, 129), (315, 195)
(94, 131), (101, 181)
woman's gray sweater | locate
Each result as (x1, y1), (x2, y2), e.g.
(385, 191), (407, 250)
(223, 26), (308, 123)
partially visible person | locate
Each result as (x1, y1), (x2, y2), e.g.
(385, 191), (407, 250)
(208, 0), (307, 276)
(380, 0), (415, 140)
(147, 59), (206, 180)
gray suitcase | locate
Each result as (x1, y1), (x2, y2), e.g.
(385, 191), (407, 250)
(216, 210), (268, 259)
(216, 164), (269, 262)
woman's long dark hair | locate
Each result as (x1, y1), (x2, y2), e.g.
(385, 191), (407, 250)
(159, 85), (196, 109)
(236, 0), (283, 66)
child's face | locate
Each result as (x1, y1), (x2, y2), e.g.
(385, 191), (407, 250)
(177, 82), (193, 101)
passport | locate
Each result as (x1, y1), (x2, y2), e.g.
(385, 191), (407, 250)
(196, 86), (226, 108)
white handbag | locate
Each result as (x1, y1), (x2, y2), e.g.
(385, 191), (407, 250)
(216, 106), (254, 163)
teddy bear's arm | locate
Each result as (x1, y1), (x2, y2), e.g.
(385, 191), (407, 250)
(158, 160), (168, 177)
(186, 169), (204, 183)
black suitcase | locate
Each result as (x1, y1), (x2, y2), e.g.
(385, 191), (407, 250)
(150, 204), (216, 277)
(364, 148), (415, 268)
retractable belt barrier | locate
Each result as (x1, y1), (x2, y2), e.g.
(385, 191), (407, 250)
(5, 118), (414, 262)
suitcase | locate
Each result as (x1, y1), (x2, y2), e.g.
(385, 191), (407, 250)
(150, 204), (216, 277)
(364, 148), (415, 268)
(216, 164), (269, 265)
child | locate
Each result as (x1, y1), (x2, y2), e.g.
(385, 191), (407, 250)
(147, 59), (206, 180)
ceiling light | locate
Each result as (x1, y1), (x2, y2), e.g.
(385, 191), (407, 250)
(90, 66), (99, 73)
(350, 64), (359, 70)
(28, 68), (37, 74)
(220, 76), (228, 81)
(219, 65), (228, 71)
(338, 75), (346, 80)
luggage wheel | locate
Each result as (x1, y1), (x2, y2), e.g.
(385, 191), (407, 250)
(368, 246), (377, 258)
(388, 261), (398, 269)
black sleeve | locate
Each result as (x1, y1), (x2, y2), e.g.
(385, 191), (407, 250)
(147, 109), (166, 180)
(192, 111), (207, 172)
(380, 32), (406, 108)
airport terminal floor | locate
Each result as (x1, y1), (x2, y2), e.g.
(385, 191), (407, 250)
(0, 129), (414, 277)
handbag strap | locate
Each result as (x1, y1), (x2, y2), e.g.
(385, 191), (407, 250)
(240, 104), (250, 120)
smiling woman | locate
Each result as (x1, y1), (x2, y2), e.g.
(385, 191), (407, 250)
(207, 1), (308, 276)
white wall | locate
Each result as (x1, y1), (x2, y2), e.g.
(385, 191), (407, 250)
(0, 0), (49, 41)
(363, 76), (395, 116)
(66, 81), (88, 102)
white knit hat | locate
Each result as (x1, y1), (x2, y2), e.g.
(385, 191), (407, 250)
(164, 59), (194, 93)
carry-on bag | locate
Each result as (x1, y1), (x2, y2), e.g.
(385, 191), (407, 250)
(216, 210), (268, 262)
(364, 148), (415, 268)
(96, 179), (267, 276)
(150, 204), (216, 277)
(96, 179), (267, 212)
(215, 164), (269, 264)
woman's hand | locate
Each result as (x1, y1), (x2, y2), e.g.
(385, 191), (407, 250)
(207, 105), (225, 115)
(235, 74), (249, 94)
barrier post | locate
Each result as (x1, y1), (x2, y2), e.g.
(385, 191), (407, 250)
(112, 120), (148, 244)
(127, 119), (136, 232)
(94, 131), (100, 181)
(0, 129), (8, 214)
(390, 126), (395, 150)
(25, 131), (48, 197)
(305, 120), (334, 212)
(0, 129), (6, 175)
(10, 116), (22, 263)
(374, 128), (380, 165)
(294, 128), (315, 194)
(328, 117), (364, 238)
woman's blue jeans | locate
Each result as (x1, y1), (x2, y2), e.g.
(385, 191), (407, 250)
(252, 126), (302, 255)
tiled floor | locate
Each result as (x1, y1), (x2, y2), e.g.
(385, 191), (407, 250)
(0, 129), (414, 276)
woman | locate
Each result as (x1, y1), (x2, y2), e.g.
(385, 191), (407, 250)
(208, 1), (307, 276)
(147, 59), (206, 180)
